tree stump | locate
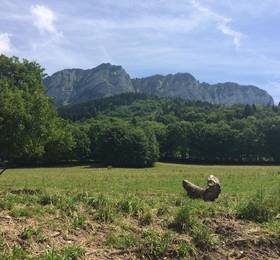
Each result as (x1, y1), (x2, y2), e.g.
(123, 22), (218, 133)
(182, 175), (221, 201)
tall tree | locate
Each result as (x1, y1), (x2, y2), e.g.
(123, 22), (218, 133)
(0, 55), (71, 162)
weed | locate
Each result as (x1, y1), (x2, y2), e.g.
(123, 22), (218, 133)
(62, 245), (85, 259)
(19, 227), (35, 240)
(40, 246), (85, 259)
(72, 214), (86, 229)
(11, 207), (33, 217)
(10, 245), (29, 259)
(171, 206), (197, 233)
(95, 206), (116, 223)
(0, 193), (19, 210)
(140, 210), (153, 226)
(176, 241), (196, 258)
(141, 229), (173, 258)
(175, 198), (184, 207)
(106, 233), (137, 249)
(89, 195), (117, 223)
(39, 194), (53, 206)
(40, 248), (61, 259)
(191, 223), (217, 251)
(157, 206), (169, 216)
(10, 205), (46, 217)
(117, 196), (145, 217)
(0, 237), (5, 251)
(90, 194), (112, 210)
(237, 191), (276, 223)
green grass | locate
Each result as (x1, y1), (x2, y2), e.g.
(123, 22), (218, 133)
(1, 163), (279, 195)
(0, 163), (280, 258)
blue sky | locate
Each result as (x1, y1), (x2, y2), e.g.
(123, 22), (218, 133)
(1, 0), (280, 102)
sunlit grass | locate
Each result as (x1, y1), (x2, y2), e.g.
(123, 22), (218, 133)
(0, 163), (280, 258)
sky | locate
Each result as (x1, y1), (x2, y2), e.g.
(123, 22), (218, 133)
(1, 0), (280, 103)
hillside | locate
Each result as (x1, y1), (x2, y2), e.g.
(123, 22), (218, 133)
(44, 64), (274, 106)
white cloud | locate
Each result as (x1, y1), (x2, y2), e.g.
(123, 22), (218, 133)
(75, 15), (201, 32)
(0, 33), (12, 54)
(217, 23), (243, 47)
(30, 5), (59, 35)
(191, 0), (244, 48)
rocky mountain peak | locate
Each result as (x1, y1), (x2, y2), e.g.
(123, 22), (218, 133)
(44, 64), (274, 106)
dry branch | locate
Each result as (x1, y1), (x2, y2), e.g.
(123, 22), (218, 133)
(0, 168), (7, 176)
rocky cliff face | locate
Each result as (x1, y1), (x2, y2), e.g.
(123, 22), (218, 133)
(201, 82), (274, 106)
(44, 63), (134, 105)
(44, 64), (274, 106)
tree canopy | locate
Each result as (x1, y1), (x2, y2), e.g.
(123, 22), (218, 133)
(2, 55), (280, 166)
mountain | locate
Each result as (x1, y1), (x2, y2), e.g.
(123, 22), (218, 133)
(44, 63), (274, 106)
(44, 63), (134, 105)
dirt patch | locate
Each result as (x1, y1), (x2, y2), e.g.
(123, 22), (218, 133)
(0, 209), (279, 259)
(9, 188), (41, 195)
(206, 215), (280, 259)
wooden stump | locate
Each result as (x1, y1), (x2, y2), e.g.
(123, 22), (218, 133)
(182, 175), (221, 201)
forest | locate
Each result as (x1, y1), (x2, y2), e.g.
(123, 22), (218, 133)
(1, 55), (280, 167)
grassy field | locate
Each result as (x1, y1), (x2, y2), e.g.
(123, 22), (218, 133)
(0, 163), (280, 259)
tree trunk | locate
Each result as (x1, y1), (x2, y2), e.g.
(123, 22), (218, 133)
(182, 175), (221, 201)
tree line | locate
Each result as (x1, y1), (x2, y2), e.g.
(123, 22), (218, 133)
(1, 55), (280, 167)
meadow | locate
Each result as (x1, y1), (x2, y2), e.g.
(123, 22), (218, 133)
(0, 163), (280, 259)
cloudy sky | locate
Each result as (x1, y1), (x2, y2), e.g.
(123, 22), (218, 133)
(1, 0), (280, 102)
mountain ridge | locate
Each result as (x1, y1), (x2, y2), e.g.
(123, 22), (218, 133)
(44, 63), (274, 106)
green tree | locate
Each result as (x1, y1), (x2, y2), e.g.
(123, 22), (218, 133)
(95, 124), (159, 167)
(263, 117), (280, 161)
(43, 120), (75, 162)
(0, 55), (62, 162)
(71, 124), (91, 160)
(165, 121), (191, 160)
